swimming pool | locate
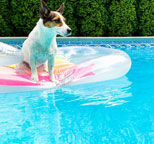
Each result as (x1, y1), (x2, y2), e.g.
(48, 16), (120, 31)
(0, 37), (154, 143)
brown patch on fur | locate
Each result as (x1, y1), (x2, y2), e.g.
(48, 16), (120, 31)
(44, 21), (57, 27)
(63, 17), (66, 22)
(44, 12), (63, 28)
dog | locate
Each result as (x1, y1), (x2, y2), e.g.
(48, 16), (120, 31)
(20, 0), (72, 83)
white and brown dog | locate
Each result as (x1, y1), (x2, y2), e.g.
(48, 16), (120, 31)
(20, 0), (72, 82)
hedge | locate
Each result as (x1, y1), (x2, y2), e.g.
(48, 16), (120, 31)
(77, 0), (108, 36)
(0, 0), (13, 36)
(10, 0), (40, 36)
(0, 0), (154, 36)
(108, 0), (137, 36)
(137, 0), (154, 36)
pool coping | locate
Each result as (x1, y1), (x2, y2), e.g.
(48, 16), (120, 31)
(1, 37), (154, 44)
(0, 36), (154, 39)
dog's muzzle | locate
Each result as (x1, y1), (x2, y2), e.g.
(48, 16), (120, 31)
(67, 28), (72, 35)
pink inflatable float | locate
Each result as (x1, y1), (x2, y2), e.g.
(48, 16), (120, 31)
(0, 43), (131, 93)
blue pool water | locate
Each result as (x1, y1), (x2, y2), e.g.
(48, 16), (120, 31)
(0, 38), (154, 144)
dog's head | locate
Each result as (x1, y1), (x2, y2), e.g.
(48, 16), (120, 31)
(40, 0), (72, 36)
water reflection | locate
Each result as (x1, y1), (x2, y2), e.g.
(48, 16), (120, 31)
(58, 76), (132, 107)
(0, 76), (132, 143)
(0, 91), (61, 143)
(48, 76), (133, 143)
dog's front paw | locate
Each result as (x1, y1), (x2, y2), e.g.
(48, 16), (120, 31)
(50, 77), (59, 84)
(31, 75), (39, 82)
(53, 79), (59, 84)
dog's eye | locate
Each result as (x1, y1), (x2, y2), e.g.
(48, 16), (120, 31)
(53, 18), (60, 24)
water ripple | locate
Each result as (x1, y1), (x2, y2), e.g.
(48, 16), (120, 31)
(58, 76), (132, 107)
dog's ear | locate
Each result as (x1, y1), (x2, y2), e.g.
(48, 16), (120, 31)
(56, 3), (64, 15)
(40, 0), (50, 19)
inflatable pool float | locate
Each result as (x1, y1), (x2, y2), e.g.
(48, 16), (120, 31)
(0, 42), (23, 66)
(0, 43), (131, 93)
